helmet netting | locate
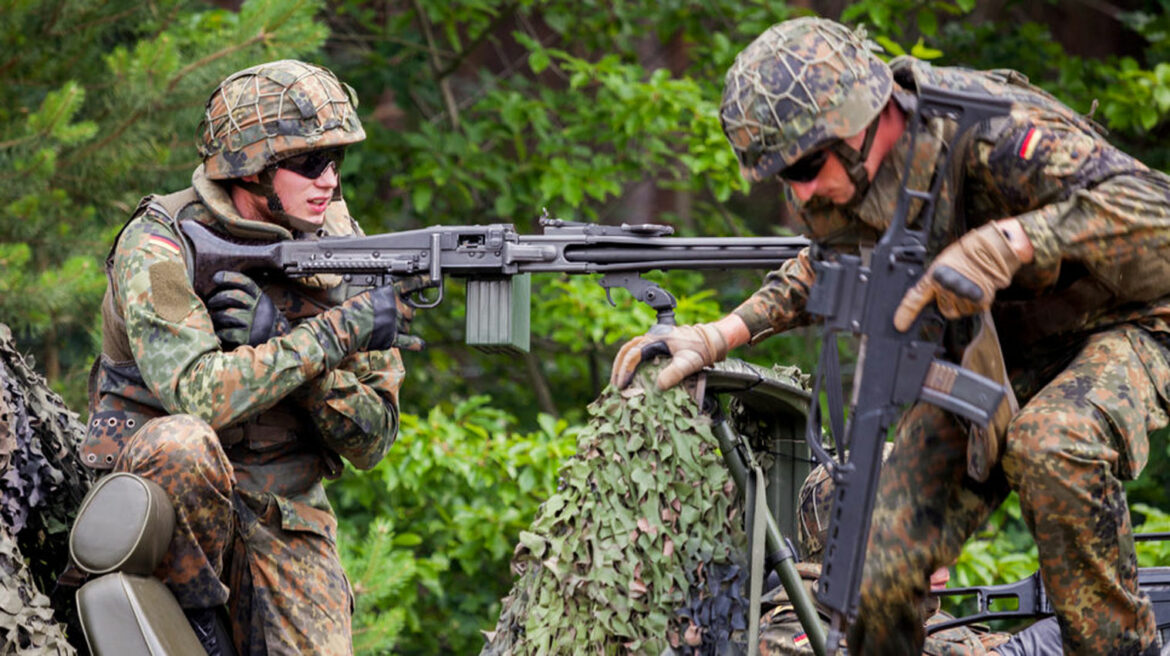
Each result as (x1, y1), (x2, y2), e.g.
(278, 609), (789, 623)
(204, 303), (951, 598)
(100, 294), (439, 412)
(197, 60), (364, 179)
(720, 18), (892, 180)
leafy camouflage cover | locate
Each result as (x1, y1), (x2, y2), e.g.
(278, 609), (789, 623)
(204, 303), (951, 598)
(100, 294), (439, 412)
(482, 361), (749, 655)
(1, 323), (93, 653)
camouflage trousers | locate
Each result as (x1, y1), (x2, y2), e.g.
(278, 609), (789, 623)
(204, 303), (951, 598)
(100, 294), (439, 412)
(113, 414), (353, 656)
(847, 325), (1165, 656)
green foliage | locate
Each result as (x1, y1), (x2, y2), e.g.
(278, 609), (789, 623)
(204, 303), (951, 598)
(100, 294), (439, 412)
(1134, 503), (1170, 567)
(0, 0), (329, 408)
(327, 397), (577, 653)
(951, 494), (1038, 589)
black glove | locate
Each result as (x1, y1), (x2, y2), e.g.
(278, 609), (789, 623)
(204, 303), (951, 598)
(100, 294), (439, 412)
(366, 284), (400, 351)
(206, 271), (291, 350)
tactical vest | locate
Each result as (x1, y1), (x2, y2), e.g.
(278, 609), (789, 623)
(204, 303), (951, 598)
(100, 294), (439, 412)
(83, 188), (350, 474)
(83, 189), (201, 469)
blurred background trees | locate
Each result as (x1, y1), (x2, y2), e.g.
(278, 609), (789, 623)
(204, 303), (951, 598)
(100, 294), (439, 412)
(4, 0), (1170, 651)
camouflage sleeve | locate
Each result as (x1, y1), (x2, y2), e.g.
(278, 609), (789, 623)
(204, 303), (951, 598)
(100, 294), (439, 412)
(295, 349), (405, 469)
(112, 215), (362, 429)
(976, 110), (1169, 274)
(732, 246), (817, 341)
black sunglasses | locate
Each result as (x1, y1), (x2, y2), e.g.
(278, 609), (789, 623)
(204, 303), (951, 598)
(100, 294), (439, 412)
(277, 148), (346, 179)
(778, 147), (832, 183)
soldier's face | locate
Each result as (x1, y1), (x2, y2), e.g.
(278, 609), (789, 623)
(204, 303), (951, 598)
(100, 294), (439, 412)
(783, 116), (892, 207)
(270, 163), (339, 231)
(784, 150), (856, 205)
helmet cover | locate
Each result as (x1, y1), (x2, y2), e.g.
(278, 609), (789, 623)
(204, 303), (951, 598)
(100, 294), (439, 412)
(198, 59), (365, 180)
(720, 18), (893, 182)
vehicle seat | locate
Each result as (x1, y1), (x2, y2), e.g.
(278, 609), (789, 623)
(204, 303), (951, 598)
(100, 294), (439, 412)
(69, 472), (211, 655)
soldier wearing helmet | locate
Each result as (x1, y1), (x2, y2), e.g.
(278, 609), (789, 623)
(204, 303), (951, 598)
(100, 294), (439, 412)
(614, 16), (1170, 656)
(84, 60), (409, 654)
(759, 458), (1061, 656)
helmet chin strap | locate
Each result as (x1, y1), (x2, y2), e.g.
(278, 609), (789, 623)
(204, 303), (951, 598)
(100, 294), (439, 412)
(235, 167), (299, 230)
(830, 121), (878, 208)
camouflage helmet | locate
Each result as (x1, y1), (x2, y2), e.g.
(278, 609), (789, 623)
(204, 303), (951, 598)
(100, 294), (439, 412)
(797, 462), (834, 563)
(798, 442), (894, 563)
(198, 60), (366, 180)
(720, 17), (893, 183)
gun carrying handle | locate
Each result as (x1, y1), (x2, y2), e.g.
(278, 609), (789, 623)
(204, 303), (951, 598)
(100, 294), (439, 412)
(926, 574), (1045, 635)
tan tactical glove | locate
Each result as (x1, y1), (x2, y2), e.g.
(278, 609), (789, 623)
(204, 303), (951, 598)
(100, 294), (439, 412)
(894, 222), (1021, 332)
(610, 323), (730, 391)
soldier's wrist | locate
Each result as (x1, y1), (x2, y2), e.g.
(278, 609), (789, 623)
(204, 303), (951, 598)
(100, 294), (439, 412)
(992, 218), (1033, 265)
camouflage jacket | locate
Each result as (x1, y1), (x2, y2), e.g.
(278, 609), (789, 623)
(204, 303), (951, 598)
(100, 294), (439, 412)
(757, 562), (1006, 655)
(733, 58), (1170, 351)
(84, 165), (404, 523)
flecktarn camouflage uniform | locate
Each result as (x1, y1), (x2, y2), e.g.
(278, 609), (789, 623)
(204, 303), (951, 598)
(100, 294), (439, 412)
(722, 17), (1170, 656)
(83, 60), (401, 656)
(756, 563), (1009, 656)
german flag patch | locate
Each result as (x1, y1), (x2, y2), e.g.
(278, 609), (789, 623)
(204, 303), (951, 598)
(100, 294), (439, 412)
(148, 234), (182, 257)
(1018, 127), (1041, 160)
(793, 631), (808, 647)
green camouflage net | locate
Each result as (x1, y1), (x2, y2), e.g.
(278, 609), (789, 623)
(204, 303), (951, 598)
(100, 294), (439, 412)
(481, 361), (749, 655)
(0, 525), (74, 654)
(0, 324), (92, 653)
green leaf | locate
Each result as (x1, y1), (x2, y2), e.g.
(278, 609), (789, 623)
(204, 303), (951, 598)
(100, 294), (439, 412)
(411, 185), (433, 212)
(874, 36), (907, 57)
(529, 49), (550, 74)
(910, 38), (944, 60)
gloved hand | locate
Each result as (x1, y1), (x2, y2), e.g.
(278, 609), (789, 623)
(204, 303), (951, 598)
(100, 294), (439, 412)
(893, 222), (1021, 332)
(206, 271), (290, 350)
(333, 284), (424, 353)
(610, 322), (729, 391)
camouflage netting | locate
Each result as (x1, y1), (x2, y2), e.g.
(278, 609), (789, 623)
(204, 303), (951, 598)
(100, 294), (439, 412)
(481, 360), (750, 656)
(0, 324), (94, 654)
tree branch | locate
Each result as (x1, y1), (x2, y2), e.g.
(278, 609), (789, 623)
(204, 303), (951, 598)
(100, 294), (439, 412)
(410, 0), (461, 131)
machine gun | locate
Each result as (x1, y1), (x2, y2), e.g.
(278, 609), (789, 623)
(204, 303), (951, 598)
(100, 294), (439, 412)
(802, 85), (1014, 652)
(928, 533), (1170, 650)
(179, 215), (809, 353)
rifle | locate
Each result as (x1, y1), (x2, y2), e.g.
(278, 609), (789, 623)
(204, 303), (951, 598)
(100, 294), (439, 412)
(927, 533), (1170, 647)
(802, 85), (1014, 653)
(179, 215), (809, 353)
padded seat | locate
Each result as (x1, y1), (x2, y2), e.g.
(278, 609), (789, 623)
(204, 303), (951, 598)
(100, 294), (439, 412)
(70, 472), (208, 655)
